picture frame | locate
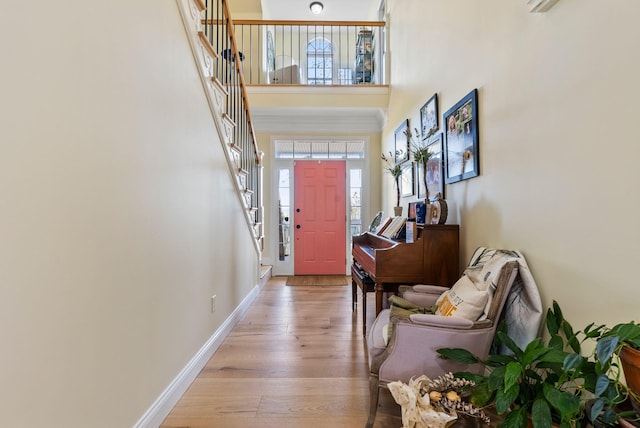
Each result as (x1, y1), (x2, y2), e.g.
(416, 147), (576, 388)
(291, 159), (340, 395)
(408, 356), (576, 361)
(443, 89), (479, 184)
(394, 119), (410, 164)
(416, 133), (444, 200)
(401, 162), (414, 197)
(420, 94), (439, 139)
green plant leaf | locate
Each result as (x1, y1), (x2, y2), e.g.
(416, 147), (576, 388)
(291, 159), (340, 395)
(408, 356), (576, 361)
(488, 365), (507, 390)
(561, 320), (581, 353)
(437, 348), (479, 364)
(504, 361), (523, 391)
(629, 338), (640, 348)
(583, 322), (606, 338)
(523, 367), (544, 383)
(531, 399), (552, 428)
(562, 353), (583, 372)
(582, 371), (597, 393)
(486, 354), (518, 366)
(594, 374), (611, 397)
(452, 371), (485, 383)
(523, 342), (550, 366)
(548, 334), (564, 351)
(600, 408), (618, 425)
(596, 336), (619, 364)
(497, 331), (524, 358)
(496, 383), (519, 414)
(539, 349), (568, 364)
(610, 322), (640, 342)
(589, 397), (605, 422)
(470, 382), (495, 407)
(502, 405), (527, 428)
(546, 304), (560, 336)
(543, 383), (580, 417)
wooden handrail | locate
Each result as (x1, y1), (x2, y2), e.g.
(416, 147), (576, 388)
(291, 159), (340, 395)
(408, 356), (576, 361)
(193, 0), (206, 12)
(230, 19), (385, 27)
(204, 19), (385, 27)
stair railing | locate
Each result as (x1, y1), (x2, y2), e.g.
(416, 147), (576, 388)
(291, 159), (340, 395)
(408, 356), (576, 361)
(199, 0), (263, 246)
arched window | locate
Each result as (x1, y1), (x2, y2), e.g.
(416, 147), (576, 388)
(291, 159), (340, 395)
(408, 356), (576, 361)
(306, 38), (333, 85)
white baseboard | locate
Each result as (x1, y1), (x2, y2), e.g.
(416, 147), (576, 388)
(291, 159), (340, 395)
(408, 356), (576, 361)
(133, 283), (261, 428)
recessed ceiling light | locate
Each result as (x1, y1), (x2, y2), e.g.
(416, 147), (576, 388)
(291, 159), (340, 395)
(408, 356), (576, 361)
(310, 2), (324, 14)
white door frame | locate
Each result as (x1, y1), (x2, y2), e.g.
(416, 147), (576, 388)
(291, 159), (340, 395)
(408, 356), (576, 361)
(269, 136), (369, 276)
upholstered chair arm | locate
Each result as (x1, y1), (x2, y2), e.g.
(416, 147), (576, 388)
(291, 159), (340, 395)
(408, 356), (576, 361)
(400, 284), (449, 307)
(373, 318), (495, 385)
(408, 314), (475, 329)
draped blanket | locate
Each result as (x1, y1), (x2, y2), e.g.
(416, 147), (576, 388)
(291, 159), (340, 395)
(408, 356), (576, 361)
(468, 247), (544, 352)
(387, 375), (457, 428)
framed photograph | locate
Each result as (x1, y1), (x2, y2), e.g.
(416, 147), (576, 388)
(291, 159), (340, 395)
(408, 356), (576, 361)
(443, 89), (479, 184)
(420, 94), (439, 139)
(394, 119), (410, 164)
(400, 162), (414, 197)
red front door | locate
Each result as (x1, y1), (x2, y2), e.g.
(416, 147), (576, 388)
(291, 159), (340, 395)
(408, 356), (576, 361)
(293, 160), (346, 275)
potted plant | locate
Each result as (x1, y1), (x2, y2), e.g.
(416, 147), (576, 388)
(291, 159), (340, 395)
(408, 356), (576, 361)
(588, 320), (640, 420)
(406, 127), (433, 201)
(438, 302), (626, 428)
(404, 128), (433, 203)
(406, 127), (448, 224)
(381, 151), (403, 216)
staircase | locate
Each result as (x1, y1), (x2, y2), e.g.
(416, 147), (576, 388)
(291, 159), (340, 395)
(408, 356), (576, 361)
(176, 0), (264, 252)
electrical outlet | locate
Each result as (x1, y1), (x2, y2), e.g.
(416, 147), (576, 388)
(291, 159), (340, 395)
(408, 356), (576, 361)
(211, 295), (216, 313)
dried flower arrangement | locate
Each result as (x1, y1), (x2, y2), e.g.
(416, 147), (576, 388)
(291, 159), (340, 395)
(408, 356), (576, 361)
(388, 372), (491, 428)
(423, 373), (492, 425)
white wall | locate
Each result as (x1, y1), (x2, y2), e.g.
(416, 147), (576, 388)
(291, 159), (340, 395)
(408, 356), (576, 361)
(0, 1), (258, 426)
(384, 0), (640, 331)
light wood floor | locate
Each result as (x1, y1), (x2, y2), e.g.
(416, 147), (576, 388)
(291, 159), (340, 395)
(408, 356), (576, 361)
(160, 275), (401, 428)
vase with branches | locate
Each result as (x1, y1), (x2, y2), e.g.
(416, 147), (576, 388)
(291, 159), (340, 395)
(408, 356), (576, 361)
(381, 151), (402, 214)
(406, 127), (433, 201)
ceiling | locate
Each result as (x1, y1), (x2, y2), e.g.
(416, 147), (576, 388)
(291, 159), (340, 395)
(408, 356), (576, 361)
(261, 0), (381, 21)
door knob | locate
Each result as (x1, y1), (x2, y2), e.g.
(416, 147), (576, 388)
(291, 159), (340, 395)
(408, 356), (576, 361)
(296, 225), (301, 229)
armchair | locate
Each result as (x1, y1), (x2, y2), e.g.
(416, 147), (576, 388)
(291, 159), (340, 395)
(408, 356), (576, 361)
(365, 248), (524, 428)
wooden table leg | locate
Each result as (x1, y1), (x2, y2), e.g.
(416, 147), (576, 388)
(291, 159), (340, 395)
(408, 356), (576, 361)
(375, 283), (384, 316)
(361, 286), (367, 336)
(351, 277), (357, 312)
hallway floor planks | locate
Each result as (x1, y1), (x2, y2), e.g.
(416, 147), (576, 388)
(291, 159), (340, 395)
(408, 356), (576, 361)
(160, 276), (401, 428)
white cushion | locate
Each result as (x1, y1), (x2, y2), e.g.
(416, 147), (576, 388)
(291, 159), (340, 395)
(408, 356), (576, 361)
(434, 275), (489, 320)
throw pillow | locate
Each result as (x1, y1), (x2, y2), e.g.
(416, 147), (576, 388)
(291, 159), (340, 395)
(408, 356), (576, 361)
(434, 275), (489, 320)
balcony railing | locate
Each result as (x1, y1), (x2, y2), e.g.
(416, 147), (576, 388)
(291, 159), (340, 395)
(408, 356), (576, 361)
(223, 20), (386, 86)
